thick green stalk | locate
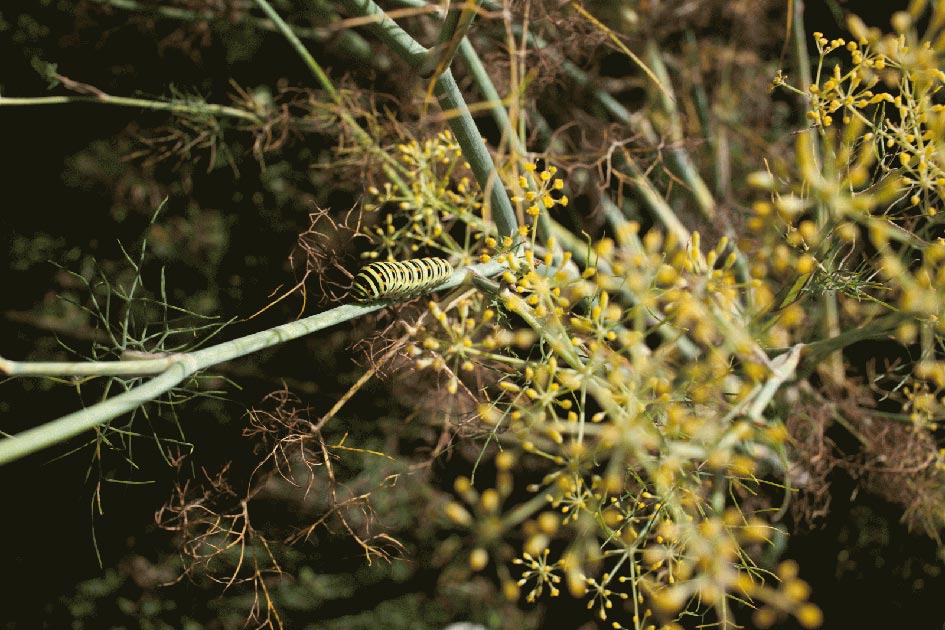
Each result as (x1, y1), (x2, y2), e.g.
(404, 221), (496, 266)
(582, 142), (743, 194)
(434, 71), (517, 238)
(418, 0), (484, 79)
(457, 38), (553, 242)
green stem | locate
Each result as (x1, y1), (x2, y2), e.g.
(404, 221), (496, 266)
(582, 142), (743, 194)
(501, 492), (548, 529)
(253, 0), (339, 102)
(595, 200), (702, 359)
(617, 154), (690, 245)
(457, 38), (554, 243)
(0, 261), (505, 465)
(790, 0), (815, 117)
(746, 345), (802, 421)
(434, 71), (517, 238)
(0, 95), (262, 122)
(798, 312), (907, 379)
(0, 354), (180, 377)
(339, 0), (427, 69)
(419, 0), (484, 79)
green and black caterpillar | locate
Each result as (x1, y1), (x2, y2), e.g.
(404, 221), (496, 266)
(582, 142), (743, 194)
(351, 258), (453, 303)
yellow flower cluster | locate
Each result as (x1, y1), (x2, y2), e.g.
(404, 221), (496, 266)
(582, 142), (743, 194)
(361, 128), (832, 629)
(363, 130), (486, 262)
(417, 184), (817, 626)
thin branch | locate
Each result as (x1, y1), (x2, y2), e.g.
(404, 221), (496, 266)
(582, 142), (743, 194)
(0, 261), (505, 465)
(0, 95), (262, 123)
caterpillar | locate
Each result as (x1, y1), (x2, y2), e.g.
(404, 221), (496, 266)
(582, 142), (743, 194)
(351, 258), (454, 303)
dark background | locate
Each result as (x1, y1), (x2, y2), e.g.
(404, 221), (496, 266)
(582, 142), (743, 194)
(3, 1), (940, 629)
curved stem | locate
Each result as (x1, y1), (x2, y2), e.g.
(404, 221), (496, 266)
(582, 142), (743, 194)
(419, 0), (483, 79)
(338, 0), (428, 69)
